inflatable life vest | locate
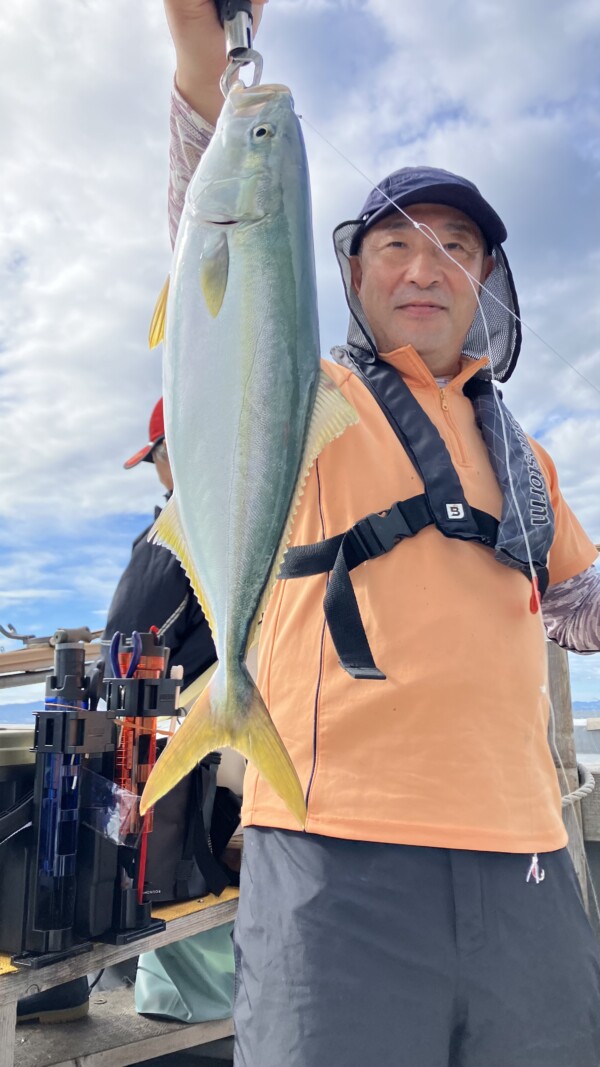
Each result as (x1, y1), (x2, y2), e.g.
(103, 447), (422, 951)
(279, 346), (555, 681)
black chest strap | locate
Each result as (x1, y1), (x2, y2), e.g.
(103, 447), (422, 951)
(279, 494), (500, 680)
(278, 353), (549, 681)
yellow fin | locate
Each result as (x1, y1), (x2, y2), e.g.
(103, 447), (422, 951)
(149, 276), (170, 349)
(200, 231), (229, 317)
(246, 370), (358, 651)
(179, 660), (218, 712)
(140, 667), (306, 827)
(148, 495), (217, 641)
(176, 632), (258, 713)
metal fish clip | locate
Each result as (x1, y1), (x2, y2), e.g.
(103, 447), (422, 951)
(215, 0), (264, 95)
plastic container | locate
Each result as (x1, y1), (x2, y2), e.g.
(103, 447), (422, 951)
(0, 725), (35, 811)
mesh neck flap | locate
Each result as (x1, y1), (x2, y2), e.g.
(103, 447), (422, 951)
(332, 219), (522, 382)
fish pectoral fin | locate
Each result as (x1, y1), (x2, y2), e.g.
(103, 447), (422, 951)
(148, 495), (217, 640)
(149, 275), (170, 349)
(141, 668), (307, 828)
(200, 230), (229, 318)
(247, 370), (358, 650)
(303, 369), (359, 466)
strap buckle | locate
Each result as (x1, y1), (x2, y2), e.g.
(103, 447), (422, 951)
(344, 663), (387, 681)
(349, 502), (413, 561)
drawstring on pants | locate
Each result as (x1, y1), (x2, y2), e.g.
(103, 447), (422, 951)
(526, 853), (545, 884)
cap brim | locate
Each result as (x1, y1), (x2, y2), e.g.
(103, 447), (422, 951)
(123, 434), (165, 470)
(353, 183), (507, 254)
(123, 444), (154, 469)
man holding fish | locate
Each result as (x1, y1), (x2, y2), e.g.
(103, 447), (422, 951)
(142, 1), (600, 1063)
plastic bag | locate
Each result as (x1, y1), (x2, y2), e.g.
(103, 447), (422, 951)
(134, 921), (235, 1023)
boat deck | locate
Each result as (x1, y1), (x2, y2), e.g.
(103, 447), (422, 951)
(0, 891), (238, 1067)
(15, 987), (233, 1067)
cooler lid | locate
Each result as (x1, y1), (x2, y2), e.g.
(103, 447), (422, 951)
(0, 726), (35, 767)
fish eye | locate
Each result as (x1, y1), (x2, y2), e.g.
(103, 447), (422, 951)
(252, 123), (274, 141)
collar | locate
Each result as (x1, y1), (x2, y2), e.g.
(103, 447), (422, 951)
(377, 345), (489, 391)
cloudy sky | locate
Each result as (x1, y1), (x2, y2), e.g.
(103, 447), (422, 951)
(1, 0), (599, 710)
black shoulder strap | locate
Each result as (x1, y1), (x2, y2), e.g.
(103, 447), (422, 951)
(354, 355), (484, 540)
(279, 355), (503, 679)
(280, 494), (498, 679)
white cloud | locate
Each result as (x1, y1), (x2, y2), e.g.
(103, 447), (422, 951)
(0, 686), (44, 705)
(366, 0), (600, 123)
(0, 589), (69, 601)
(0, 1), (598, 693)
(2, 0), (598, 522)
(0, 0), (172, 523)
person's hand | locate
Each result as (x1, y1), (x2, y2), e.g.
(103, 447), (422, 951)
(164, 0), (269, 125)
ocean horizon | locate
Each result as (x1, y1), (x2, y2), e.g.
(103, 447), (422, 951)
(2, 698), (600, 729)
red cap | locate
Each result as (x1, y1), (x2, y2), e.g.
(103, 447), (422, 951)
(123, 399), (165, 469)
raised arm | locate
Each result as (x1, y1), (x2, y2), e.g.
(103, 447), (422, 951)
(164, 0), (268, 125)
(165, 0), (268, 243)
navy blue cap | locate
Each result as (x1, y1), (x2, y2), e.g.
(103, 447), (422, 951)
(351, 166), (507, 254)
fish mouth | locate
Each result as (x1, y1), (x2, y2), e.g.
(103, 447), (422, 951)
(229, 83), (292, 108)
(203, 214), (265, 227)
(207, 218), (238, 225)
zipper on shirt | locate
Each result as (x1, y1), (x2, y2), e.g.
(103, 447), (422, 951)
(438, 387), (469, 466)
(305, 458), (327, 817)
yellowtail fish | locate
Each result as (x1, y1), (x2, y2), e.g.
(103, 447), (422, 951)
(140, 82), (357, 825)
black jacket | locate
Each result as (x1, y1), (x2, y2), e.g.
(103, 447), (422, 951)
(103, 504), (216, 687)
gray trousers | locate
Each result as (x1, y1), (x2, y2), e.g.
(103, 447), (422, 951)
(233, 828), (600, 1067)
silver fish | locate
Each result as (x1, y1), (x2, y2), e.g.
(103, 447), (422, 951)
(140, 82), (356, 825)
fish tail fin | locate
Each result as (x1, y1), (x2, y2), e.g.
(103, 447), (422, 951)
(232, 667), (307, 828)
(140, 665), (306, 828)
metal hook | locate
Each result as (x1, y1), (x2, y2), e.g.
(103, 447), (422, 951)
(220, 48), (264, 97)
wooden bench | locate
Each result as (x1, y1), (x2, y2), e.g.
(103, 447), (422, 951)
(0, 889), (238, 1067)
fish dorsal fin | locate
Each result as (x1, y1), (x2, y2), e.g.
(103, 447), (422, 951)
(149, 495), (217, 641)
(200, 230), (229, 317)
(246, 369), (358, 652)
(149, 276), (170, 349)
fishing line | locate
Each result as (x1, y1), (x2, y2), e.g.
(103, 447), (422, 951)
(299, 115), (600, 400)
(300, 113), (600, 915)
(406, 224), (600, 914)
(401, 220), (600, 913)
(406, 223), (592, 888)
(461, 236), (600, 908)
(409, 226), (600, 910)
(416, 221), (538, 574)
